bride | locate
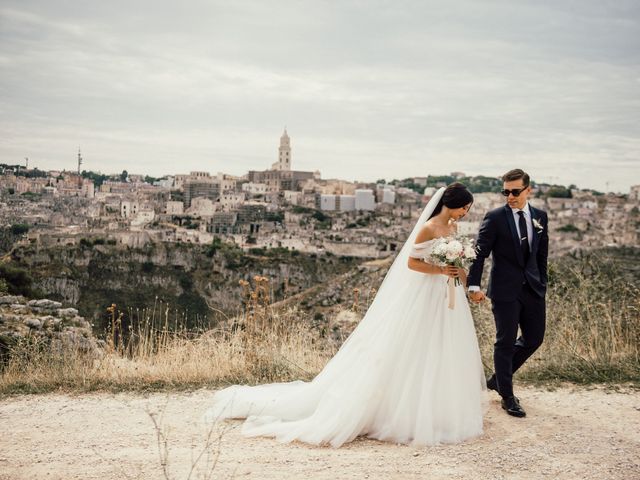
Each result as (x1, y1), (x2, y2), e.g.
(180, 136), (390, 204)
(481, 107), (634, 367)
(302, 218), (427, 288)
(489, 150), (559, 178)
(206, 183), (487, 447)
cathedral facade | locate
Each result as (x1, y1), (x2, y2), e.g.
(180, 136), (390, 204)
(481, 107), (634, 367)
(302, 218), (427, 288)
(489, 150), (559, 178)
(248, 129), (317, 193)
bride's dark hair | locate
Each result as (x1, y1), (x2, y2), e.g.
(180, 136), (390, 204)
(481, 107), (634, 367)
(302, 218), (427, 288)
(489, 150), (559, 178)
(428, 182), (474, 219)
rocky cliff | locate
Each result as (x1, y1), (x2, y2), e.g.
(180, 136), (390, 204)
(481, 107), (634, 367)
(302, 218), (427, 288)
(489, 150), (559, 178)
(6, 242), (364, 332)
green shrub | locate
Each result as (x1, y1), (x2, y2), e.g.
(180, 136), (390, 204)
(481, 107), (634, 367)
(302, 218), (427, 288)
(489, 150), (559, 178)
(558, 224), (580, 233)
(10, 224), (29, 235)
(0, 264), (34, 296)
(141, 262), (155, 273)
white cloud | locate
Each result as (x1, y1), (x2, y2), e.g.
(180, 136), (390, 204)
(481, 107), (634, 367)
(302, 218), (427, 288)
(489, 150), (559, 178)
(0, 1), (639, 192)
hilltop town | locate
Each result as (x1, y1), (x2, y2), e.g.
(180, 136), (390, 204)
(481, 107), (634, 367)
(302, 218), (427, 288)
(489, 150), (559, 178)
(1, 130), (638, 258)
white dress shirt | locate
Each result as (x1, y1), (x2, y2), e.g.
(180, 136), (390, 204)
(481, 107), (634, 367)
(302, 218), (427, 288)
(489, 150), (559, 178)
(468, 203), (533, 292)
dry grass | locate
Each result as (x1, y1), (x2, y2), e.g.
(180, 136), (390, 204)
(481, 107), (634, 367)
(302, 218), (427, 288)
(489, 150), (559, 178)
(1, 251), (638, 395)
(0, 277), (335, 395)
(0, 309), (334, 395)
(472, 250), (640, 384)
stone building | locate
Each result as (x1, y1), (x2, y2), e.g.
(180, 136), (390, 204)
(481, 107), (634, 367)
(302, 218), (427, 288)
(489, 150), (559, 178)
(355, 189), (375, 211)
(184, 180), (220, 208)
(248, 129), (317, 192)
(120, 200), (139, 218)
(207, 212), (238, 234)
(164, 201), (184, 215)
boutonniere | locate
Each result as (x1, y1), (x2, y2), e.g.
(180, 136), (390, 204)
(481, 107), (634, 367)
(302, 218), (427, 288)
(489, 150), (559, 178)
(532, 218), (544, 232)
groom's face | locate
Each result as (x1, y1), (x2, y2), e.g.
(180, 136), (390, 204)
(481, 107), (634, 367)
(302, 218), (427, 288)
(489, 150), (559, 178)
(503, 179), (531, 210)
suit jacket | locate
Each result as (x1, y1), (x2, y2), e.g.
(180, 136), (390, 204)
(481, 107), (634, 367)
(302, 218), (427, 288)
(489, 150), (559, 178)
(467, 204), (549, 302)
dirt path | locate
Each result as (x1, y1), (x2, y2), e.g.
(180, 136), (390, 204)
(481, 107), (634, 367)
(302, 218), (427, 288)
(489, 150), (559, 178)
(1, 385), (638, 479)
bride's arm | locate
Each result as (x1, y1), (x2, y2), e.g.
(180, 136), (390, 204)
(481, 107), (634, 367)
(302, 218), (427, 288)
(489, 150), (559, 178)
(408, 257), (446, 275)
(407, 224), (447, 276)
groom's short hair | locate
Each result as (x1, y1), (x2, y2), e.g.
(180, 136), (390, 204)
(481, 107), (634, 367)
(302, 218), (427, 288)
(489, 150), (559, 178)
(502, 169), (530, 186)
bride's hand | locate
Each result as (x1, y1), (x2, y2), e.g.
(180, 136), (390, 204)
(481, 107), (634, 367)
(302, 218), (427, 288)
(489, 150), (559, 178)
(442, 265), (460, 278)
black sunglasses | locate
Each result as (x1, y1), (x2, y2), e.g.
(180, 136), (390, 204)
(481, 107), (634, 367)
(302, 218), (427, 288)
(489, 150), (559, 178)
(501, 186), (529, 197)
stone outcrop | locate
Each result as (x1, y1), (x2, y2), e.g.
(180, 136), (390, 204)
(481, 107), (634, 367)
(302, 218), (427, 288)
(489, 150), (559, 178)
(0, 295), (102, 365)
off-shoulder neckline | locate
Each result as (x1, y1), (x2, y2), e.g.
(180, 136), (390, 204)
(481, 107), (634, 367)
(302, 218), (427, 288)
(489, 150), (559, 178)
(413, 238), (442, 247)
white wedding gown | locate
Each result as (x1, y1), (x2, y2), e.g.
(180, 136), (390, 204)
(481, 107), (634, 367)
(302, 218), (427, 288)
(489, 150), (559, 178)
(205, 189), (487, 447)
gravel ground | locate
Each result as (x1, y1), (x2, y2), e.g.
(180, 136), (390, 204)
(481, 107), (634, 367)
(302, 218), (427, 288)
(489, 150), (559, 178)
(0, 385), (639, 479)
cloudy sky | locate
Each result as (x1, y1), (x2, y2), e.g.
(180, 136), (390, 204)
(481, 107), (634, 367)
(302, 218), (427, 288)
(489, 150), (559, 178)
(1, 1), (639, 192)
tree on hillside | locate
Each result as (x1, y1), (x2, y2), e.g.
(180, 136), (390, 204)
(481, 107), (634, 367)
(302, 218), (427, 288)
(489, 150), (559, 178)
(81, 170), (108, 187)
(547, 186), (572, 198)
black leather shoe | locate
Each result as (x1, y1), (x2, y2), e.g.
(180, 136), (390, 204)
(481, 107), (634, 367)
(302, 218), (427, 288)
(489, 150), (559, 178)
(486, 375), (497, 392)
(501, 396), (526, 418)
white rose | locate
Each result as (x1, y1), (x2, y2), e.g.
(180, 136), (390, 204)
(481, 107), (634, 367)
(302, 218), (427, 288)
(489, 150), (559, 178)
(446, 240), (462, 262)
(447, 240), (463, 254)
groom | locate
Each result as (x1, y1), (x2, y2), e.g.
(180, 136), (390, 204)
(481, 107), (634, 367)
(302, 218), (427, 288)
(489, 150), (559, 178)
(467, 169), (549, 418)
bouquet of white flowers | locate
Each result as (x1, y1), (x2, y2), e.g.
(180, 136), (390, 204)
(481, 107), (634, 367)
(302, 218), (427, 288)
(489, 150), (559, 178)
(428, 236), (477, 285)
(426, 236), (477, 309)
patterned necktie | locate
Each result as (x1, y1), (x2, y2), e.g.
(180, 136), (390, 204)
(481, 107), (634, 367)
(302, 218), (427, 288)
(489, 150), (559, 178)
(518, 210), (530, 262)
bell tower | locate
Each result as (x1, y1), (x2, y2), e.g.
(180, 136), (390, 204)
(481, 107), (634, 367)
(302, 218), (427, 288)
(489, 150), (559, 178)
(277, 128), (291, 171)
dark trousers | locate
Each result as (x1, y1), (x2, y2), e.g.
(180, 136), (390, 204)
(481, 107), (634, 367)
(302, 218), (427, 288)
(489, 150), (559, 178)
(491, 284), (546, 398)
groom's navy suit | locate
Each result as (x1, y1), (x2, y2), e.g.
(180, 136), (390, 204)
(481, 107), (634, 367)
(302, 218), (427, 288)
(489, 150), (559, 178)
(468, 203), (549, 398)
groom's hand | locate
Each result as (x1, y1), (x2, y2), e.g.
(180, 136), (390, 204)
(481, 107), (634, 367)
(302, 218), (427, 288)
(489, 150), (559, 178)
(468, 291), (486, 304)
